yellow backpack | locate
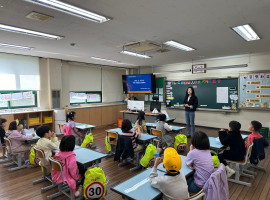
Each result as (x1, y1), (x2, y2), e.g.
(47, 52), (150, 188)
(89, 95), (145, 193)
(29, 147), (38, 166)
(81, 132), (94, 148)
(174, 134), (187, 152)
(105, 136), (111, 152)
(140, 144), (157, 168)
(84, 167), (106, 199)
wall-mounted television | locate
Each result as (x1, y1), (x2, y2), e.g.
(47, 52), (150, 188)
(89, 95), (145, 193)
(122, 74), (156, 94)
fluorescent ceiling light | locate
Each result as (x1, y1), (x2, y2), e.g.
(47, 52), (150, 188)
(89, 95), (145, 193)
(120, 50), (151, 58)
(164, 41), (195, 51)
(91, 57), (118, 63)
(232, 24), (260, 41)
(0, 24), (63, 40)
(24, 0), (110, 23)
(0, 43), (34, 50)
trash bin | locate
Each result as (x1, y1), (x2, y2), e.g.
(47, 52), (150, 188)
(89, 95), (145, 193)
(259, 127), (269, 138)
(118, 118), (123, 128)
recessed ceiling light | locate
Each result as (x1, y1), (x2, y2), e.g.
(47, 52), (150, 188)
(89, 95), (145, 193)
(0, 5), (4, 8)
(232, 24), (260, 41)
(0, 24), (63, 40)
(164, 40), (195, 51)
(120, 50), (151, 58)
(24, 0), (110, 23)
(0, 43), (34, 50)
(91, 57), (118, 63)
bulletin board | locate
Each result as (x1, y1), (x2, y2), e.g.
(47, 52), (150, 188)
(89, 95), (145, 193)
(144, 77), (165, 103)
(239, 72), (270, 109)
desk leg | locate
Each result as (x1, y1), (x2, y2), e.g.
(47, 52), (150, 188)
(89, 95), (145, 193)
(95, 160), (99, 167)
(130, 152), (142, 172)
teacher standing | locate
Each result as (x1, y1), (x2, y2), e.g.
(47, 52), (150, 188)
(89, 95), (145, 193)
(183, 87), (198, 138)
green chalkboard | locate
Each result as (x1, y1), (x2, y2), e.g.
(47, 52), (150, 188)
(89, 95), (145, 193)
(145, 77), (165, 103)
(166, 78), (239, 110)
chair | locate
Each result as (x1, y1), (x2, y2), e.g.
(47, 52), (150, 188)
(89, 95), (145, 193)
(181, 189), (205, 200)
(47, 157), (83, 200)
(0, 143), (7, 159)
(151, 128), (163, 148)
(225, 143), (255, 186)
(32, 147), (57, 192)
(2, 138), (28, 172)
(105, 131), (118, 156)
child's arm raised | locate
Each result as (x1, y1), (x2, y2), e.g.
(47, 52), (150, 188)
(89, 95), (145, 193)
(149, 157), (163, 189)
(218, 129), (230, 146)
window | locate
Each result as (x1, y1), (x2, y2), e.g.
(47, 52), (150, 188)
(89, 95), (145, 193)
(0, 91), (38, 109)
(70, 91), (102, 104)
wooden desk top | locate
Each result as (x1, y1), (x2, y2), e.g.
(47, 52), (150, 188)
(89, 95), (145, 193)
(120, 110), (160, 116)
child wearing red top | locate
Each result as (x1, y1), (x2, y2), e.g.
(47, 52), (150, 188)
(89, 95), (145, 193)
(246, 121), (263, 148)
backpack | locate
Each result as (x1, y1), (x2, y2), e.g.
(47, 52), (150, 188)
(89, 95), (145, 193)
(210, 150), (220, 168)
(29, 147), (38, 166)
(81, 132), (94, 148)
(174, 134), (187, 152)
(62, 124), (72, 136)
(84, 167), (106, 199)
(105, 136), (111, 152)
(140, 144), (157, 168)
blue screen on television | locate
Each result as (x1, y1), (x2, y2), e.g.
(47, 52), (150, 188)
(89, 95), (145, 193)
(126, 74), (152, 92)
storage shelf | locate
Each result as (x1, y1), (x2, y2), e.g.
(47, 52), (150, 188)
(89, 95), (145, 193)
(29, 123), (41, 126)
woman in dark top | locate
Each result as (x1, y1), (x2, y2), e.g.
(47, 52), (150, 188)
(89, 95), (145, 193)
(218, 120), (246, 177)
(183, 87), (198, 138)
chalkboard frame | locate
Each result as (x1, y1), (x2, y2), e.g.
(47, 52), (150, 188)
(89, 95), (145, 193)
(166, 77), (239, 112)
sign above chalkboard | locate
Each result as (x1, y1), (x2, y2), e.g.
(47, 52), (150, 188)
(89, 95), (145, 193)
(192, 64), (206, 74)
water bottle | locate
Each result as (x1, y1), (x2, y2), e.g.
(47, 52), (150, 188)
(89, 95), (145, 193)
(154, 118), (158, 125)
(154, 152), (159, 162)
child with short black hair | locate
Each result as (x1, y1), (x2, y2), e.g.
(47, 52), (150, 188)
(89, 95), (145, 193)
(218, 120), (246, 177)
(121, 119), (143, 151)
(135, 111), (147, 133)
(186, 131), (214, 193)
(0, 118), (7, 146)
(51, 135), (85, 197)
(150, 147), (189, 200)
(156, 114), (172, 134)
(36, 125), (58, 166)
(246, 120), (263, 147)
(66, 111), (83, 145)
(7, 120), (35, 161)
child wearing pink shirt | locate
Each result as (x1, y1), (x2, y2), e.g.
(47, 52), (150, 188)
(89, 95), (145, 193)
(246, 121), (263, 148)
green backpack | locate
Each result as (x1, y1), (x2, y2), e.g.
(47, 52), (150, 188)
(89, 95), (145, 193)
(105, 136), (111, 152)
(174, 134), (187, 152)
(210, 150), (220, 168)
(140, 144), (157, 168)
(84, 167), (106, 199)
(81, 132), (94, 148)
(29, 147), (38, 166)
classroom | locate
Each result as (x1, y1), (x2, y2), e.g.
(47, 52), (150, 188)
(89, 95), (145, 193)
(0, 1), (270, 200)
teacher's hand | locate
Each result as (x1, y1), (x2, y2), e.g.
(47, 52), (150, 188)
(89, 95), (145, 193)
(184, 104), (189, 107)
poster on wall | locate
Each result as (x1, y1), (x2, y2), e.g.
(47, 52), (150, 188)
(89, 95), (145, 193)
(239, 72), (270, 109)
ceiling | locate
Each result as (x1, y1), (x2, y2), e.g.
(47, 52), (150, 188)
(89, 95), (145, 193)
(0, 0), (270, 68)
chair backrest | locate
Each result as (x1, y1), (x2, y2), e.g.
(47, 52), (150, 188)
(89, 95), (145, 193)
(151, 128), (162, 136)
(4, 138), (12, 153)
(107, 131), (118, 145)
(244, 143), (254, 164)
(33, 146), (47, 166)
(49, 156), (65, 183)
(180, 189), (205, 200)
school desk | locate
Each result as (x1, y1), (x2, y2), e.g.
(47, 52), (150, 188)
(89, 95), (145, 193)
(209, 135), (248, 152)
(146, 123), (186, 134)
(58, 122), (96, 135)
(111, 162), (192, 200)
(105, 128), (157, 145)
(25, 129), (40, 144)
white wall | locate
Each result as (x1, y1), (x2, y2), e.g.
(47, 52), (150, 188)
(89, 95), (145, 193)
(140, 53), (270, 131)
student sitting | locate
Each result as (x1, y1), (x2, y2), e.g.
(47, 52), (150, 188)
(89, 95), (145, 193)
(149, 147), (189, 200)
(7, 120), (35, 161)
(121, 119), (143, 151)
(51, 135), (86, 197)
(156, 114), (172, 134)
(186, 131), (214, 193)
(135, 111), (147, 133)
(66, 111), (84, 145)
(36, 125), (58, 166)
(0, 118), (7, 146)
(218, 120), (246, 177)
(246, 120), (263, 148)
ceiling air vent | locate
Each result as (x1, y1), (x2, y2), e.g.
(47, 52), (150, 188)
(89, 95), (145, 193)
(124, 41), (162, 53)
(26, 11), (53, 22)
